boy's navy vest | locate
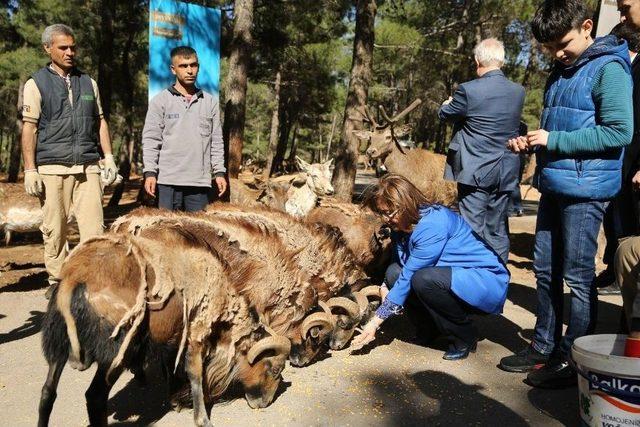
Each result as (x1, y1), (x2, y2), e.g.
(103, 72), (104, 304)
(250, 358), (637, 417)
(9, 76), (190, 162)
(535, 35), (632, 200)
(31, 66), (100, 166)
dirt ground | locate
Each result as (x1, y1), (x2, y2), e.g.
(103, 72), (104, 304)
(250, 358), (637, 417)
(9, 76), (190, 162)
(0, 175), (623, 426)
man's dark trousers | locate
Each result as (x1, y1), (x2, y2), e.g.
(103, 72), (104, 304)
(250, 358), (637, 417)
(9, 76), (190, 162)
(158, 184), (208, 212)
(458, 183), (511, 264)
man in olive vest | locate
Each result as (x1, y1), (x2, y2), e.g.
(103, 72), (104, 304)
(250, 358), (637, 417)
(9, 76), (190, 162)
(21, 24), (117, 298)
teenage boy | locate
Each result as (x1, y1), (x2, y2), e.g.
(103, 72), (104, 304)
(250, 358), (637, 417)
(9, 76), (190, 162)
(500, 0), (633, 388)
(142, 46), (227, 211)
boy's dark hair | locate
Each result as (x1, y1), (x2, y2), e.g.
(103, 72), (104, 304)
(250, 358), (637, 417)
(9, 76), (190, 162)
(610, 22), (640, 53)
(170, 45), (197, 59)
(531, 0), (592, 43)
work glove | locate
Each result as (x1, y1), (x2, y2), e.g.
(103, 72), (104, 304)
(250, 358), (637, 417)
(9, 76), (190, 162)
(24, 169), (43, 197)
(102, 154), (118, 186)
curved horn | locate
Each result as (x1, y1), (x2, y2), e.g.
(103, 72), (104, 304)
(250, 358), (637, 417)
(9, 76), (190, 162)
(318, 300), (333, 316)
(326, 297), (359, 319)
(247, 335), (291, 365)
(352, 292), (370, 315)
(300, 312), (334, 339)
(359, 285), (382, 299)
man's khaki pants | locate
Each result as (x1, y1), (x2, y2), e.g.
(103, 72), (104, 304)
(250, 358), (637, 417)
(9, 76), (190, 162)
(39, 173), (104, 283)
(614, 236), (640, 331)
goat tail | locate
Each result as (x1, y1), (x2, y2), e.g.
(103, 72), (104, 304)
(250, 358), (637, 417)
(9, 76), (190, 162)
(55, 278), (89, 371)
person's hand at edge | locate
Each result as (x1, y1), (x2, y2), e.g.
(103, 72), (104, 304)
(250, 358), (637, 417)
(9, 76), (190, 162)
(24, 169), (43, 197)
(144, 176), (157, 197)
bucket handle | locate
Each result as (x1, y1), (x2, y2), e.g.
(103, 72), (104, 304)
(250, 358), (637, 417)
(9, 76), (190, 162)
(570, 357), (640, 400)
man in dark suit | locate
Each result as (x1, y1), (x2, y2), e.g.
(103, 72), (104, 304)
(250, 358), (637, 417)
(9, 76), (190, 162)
(439, 38), (525, 264)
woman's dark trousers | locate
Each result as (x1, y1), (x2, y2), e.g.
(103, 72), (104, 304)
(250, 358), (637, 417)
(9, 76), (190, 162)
(385, 263), (477, 350)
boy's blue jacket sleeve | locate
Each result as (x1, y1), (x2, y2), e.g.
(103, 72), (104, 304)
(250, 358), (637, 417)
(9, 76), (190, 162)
(386, 218), (448, 306)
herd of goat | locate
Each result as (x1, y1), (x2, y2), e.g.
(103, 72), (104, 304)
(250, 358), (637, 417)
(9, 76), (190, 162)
(0, 99), (461, 426)
(38, 203), (390, 427)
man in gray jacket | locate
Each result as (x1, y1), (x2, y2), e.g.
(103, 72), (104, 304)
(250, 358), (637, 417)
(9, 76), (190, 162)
(438, 38), (525, 264)
(142, 46), (227, 211)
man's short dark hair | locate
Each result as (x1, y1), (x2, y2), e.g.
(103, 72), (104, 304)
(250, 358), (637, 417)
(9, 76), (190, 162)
(531, 0), (593, 43)
(610, 22), (640, 53)
(170, 46), (197, 59)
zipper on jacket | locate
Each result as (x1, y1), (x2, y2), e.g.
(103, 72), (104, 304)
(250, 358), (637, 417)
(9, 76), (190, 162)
(576, 159), (583, 178)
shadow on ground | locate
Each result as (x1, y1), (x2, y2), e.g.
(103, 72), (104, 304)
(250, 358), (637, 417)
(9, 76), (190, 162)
(0, 310), (43, 345)
(364, 370), (531, 426)
(0, 271), (48, 293)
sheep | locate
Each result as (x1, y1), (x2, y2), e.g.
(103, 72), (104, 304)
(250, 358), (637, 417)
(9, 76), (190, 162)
(112, 208), (336, 367)
(39, 231), (291, 427)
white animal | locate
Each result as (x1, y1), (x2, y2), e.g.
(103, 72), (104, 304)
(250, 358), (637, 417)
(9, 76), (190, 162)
(285, 157), (334, 217)
(0, 171), (122, 245)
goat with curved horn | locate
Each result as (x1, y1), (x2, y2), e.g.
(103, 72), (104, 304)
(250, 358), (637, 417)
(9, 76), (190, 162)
(326, 296), (360, 319)
(247, 335), (292, 365)
(358, 285), (383, 299)
(300, 312), (335, 339)
(352, 291), (370, 314)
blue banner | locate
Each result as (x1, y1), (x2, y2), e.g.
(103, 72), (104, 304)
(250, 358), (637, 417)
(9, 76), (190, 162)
(149, 0), (220, 100)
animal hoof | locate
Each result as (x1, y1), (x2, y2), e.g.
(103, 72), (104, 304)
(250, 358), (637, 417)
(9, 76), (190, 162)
(68, 356), (90, 371)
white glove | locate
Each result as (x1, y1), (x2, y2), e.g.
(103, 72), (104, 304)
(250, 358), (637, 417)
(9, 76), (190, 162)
(24, 169), (43, 197)
(102, 154), (118, 186)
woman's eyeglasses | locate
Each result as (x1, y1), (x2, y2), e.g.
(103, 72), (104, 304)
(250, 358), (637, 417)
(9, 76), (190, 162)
(381, 208), (399, 220)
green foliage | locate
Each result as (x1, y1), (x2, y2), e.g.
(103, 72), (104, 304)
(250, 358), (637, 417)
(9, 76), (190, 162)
(0, 0), (561, 173)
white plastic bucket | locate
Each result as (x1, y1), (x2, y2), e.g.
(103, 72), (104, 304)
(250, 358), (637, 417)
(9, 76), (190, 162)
(572, 334), (640, 427)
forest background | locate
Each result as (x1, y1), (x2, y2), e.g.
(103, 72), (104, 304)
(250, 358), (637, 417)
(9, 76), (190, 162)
(0, 0), (601, 201)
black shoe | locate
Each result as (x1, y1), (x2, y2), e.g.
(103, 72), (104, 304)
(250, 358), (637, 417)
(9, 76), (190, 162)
(598, 282), (621, 295)
(499, 346), (549, 373)
(443, 341), (477, 361)
(525, 357), (577, 389)
(594, 268), (615, 289)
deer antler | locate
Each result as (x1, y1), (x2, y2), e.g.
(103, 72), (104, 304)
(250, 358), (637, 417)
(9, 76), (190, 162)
(360, 105), (380, 128)
(378, 98), (423, 125)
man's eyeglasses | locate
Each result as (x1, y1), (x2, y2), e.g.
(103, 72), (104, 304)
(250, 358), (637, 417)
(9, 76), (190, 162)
(381, 208), (400, 220)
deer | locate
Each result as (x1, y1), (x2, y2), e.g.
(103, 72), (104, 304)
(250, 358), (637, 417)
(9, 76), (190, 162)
(353, 99), (457, 206)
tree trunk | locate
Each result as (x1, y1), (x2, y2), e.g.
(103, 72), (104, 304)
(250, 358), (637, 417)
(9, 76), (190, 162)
(98, 0), (116, 120)
(263, 68), (281, 179)
(272, 109), (291, 174)
(8, 79), (25, 182)
(223, 0), (254, 179)
(108, 1), (137, 207)
(286, 123), (299, 163)
(331, 0), (377, 201)
(326, 113), (337, 162)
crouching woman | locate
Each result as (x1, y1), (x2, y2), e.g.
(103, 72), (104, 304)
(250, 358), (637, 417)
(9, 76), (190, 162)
(351, 174), (509, 360)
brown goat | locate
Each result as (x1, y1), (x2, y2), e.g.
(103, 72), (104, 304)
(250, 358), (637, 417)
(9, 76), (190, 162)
(39, 231), (291, 427)
(112, 208), (336, 367)
(306, 199), (391, 281)
(202, 203), (383, 350)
